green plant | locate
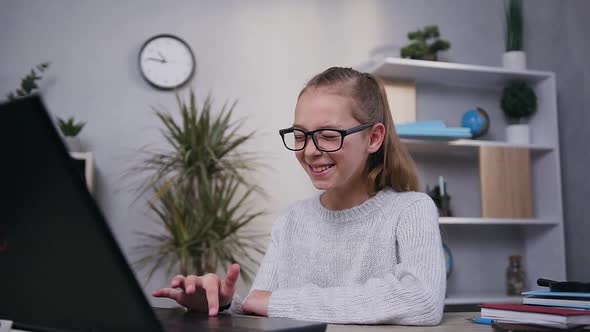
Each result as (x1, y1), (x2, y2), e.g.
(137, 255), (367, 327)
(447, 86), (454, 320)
(57, 117), (86, 137)
(505, 0), (523, 51)
(133, 90), (266, 283)
(501, 81), (537, 123)
(400, 25), (451, 61)
(6, 62), (50, 101)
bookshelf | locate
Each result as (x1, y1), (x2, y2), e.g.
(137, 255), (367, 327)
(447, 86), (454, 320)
(439, 217), (558, 226)
(70, 152), (95, 193)
(364, 57), (566, 305)
(445, 292), (521, 305)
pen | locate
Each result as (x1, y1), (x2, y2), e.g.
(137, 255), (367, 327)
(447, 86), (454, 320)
(467, 317), (494, 325)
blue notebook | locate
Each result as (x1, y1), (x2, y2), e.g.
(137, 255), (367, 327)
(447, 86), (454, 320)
(522, 290), (590, 298)
(396, 120), (472, 139)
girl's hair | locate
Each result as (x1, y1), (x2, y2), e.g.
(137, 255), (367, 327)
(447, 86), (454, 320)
(299, 67), (419, 194)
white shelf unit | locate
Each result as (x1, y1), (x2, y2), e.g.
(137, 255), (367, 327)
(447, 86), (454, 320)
(445, 293), (521, 305)
(366, 57), (566, 305)
(70, 152), (95, 193)
(402, 138), (554, 153)
(439, 217), (558, 226)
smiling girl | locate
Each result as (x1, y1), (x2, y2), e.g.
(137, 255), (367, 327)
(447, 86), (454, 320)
(154, 67), (446, 325)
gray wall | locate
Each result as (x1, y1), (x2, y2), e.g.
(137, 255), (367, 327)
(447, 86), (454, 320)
(1, 0), (587, 303)
(524, 0), (590, 280)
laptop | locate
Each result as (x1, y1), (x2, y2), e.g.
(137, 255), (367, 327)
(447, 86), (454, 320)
(0, 96), (326, 332)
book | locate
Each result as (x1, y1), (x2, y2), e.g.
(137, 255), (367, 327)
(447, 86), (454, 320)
(523, 296), (590, 310)
(480, 303), (590, 329)
(395, 120), (472, 139)
(523, 290), (590, 299)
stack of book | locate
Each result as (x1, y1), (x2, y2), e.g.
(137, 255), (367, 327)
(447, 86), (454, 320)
(479, 291), (590, 330)
(395, 121), (472, 140)
(523, 290), (590, 310)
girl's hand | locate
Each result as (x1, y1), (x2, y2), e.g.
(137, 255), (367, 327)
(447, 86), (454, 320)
(152, 263), (240, 316)
(242, 290), (272, 316)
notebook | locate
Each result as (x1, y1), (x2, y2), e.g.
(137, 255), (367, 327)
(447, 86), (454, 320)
(480, 303), (590, 329)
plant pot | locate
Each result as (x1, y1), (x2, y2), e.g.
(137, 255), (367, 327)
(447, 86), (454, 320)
(503, 51), (527, 70)
(64, 136), (82, 152)
(505, 124), (530, 144)
(421, 54), (437, 61)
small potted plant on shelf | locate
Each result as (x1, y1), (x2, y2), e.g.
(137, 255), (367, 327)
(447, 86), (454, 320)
(501, 81), (537, 144)
(503, 0), (526, 69)
(400, 25), (451, 61)
(57, 117), (86, 152)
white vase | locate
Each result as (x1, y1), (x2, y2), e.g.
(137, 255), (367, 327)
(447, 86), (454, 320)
(64, 136), (82, 152)
(506, 124), (530, 144)
(503, 51), (527, 70)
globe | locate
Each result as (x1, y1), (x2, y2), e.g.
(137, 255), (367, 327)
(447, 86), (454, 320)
(443, 243), (453, 279)
(461, 107), (490, 138)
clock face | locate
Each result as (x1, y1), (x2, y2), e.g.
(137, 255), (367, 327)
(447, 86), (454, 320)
(139, 34), (195, 90)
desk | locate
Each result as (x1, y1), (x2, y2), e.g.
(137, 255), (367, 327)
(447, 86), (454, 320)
(327, 312), (487, 332)
(4, 312), (487, 332)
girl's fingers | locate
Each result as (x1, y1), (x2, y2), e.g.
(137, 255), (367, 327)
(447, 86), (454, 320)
(184, 275), (204, 295)
(152, 288), (182, 302)
(202, 275), (220, 316)
(221, 264), (240, 298)
(171, 275), (185, 289)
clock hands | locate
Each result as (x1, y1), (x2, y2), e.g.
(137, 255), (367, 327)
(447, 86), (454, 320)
(158, 52), (168, 63)
(146, 52), (174, 64)
(145, 57), (183, 65)
(146, 57), (166, 63)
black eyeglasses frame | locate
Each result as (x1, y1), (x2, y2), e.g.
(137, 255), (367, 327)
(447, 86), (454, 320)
(278, 122), (376, 152)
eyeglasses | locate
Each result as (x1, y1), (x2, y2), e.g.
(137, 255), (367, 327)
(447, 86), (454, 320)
(279, 122), (375, 152)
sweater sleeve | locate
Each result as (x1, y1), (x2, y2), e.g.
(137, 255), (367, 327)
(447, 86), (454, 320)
(266, 198), (446, 325)
(232, 212), (284, 314)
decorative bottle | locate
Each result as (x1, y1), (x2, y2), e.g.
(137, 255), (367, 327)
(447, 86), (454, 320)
(506, 255), (526, 295)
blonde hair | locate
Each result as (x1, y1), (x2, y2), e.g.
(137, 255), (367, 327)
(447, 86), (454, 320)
(299, 67), (418, 194)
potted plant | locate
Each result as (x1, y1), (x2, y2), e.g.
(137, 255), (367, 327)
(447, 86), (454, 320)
(400, 25), (451, 61)
(501, 81), (537, 143)
(6, 62), (50, 100)
(57, 117), (86, 152)
(503, 0), (526, 69)
(6, 62), (87, 151)
(132, 90), (266, 282)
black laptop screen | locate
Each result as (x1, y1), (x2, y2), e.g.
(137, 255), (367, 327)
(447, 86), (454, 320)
(0, 96), (162, 332)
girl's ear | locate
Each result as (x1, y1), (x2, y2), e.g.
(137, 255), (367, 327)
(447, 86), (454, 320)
(367, 123), (386, 153)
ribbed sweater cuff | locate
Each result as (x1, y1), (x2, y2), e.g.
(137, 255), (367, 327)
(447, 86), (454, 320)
(268, 288), (298, 317)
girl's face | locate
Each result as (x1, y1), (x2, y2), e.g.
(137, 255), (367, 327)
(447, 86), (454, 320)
(293, 88), (383, 194)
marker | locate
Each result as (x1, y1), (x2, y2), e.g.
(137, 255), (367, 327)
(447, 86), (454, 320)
(467, 317), (494, 325)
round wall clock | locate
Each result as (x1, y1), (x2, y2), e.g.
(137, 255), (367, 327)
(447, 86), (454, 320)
(138, 34), (196, 90)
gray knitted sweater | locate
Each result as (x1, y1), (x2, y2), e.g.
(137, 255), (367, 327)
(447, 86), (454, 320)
(238, 189), (446, 325)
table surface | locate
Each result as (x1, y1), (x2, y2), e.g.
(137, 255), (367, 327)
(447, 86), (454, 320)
(8, 312), (488, 332)
(326, 312), (488, 332)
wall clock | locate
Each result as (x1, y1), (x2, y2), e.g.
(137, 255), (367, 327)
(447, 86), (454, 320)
(138, 34), (196, 90)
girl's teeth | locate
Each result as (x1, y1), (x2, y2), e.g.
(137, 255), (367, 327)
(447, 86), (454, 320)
(313, 165), (333, 172)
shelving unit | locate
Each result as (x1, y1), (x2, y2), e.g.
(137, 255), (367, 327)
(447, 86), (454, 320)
(402, 138), (554, 152)
(365, 57), (566, 305)
(445, 293), (521, 305)
(439, 217), (558, 226)
(401, 138), (553, 158)
(70, 152), (95, 193)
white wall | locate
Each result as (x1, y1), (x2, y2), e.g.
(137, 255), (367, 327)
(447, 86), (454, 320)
(7, 0), (573, 305)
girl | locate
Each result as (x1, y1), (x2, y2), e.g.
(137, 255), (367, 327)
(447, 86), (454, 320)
(153, 67), (446, 325)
